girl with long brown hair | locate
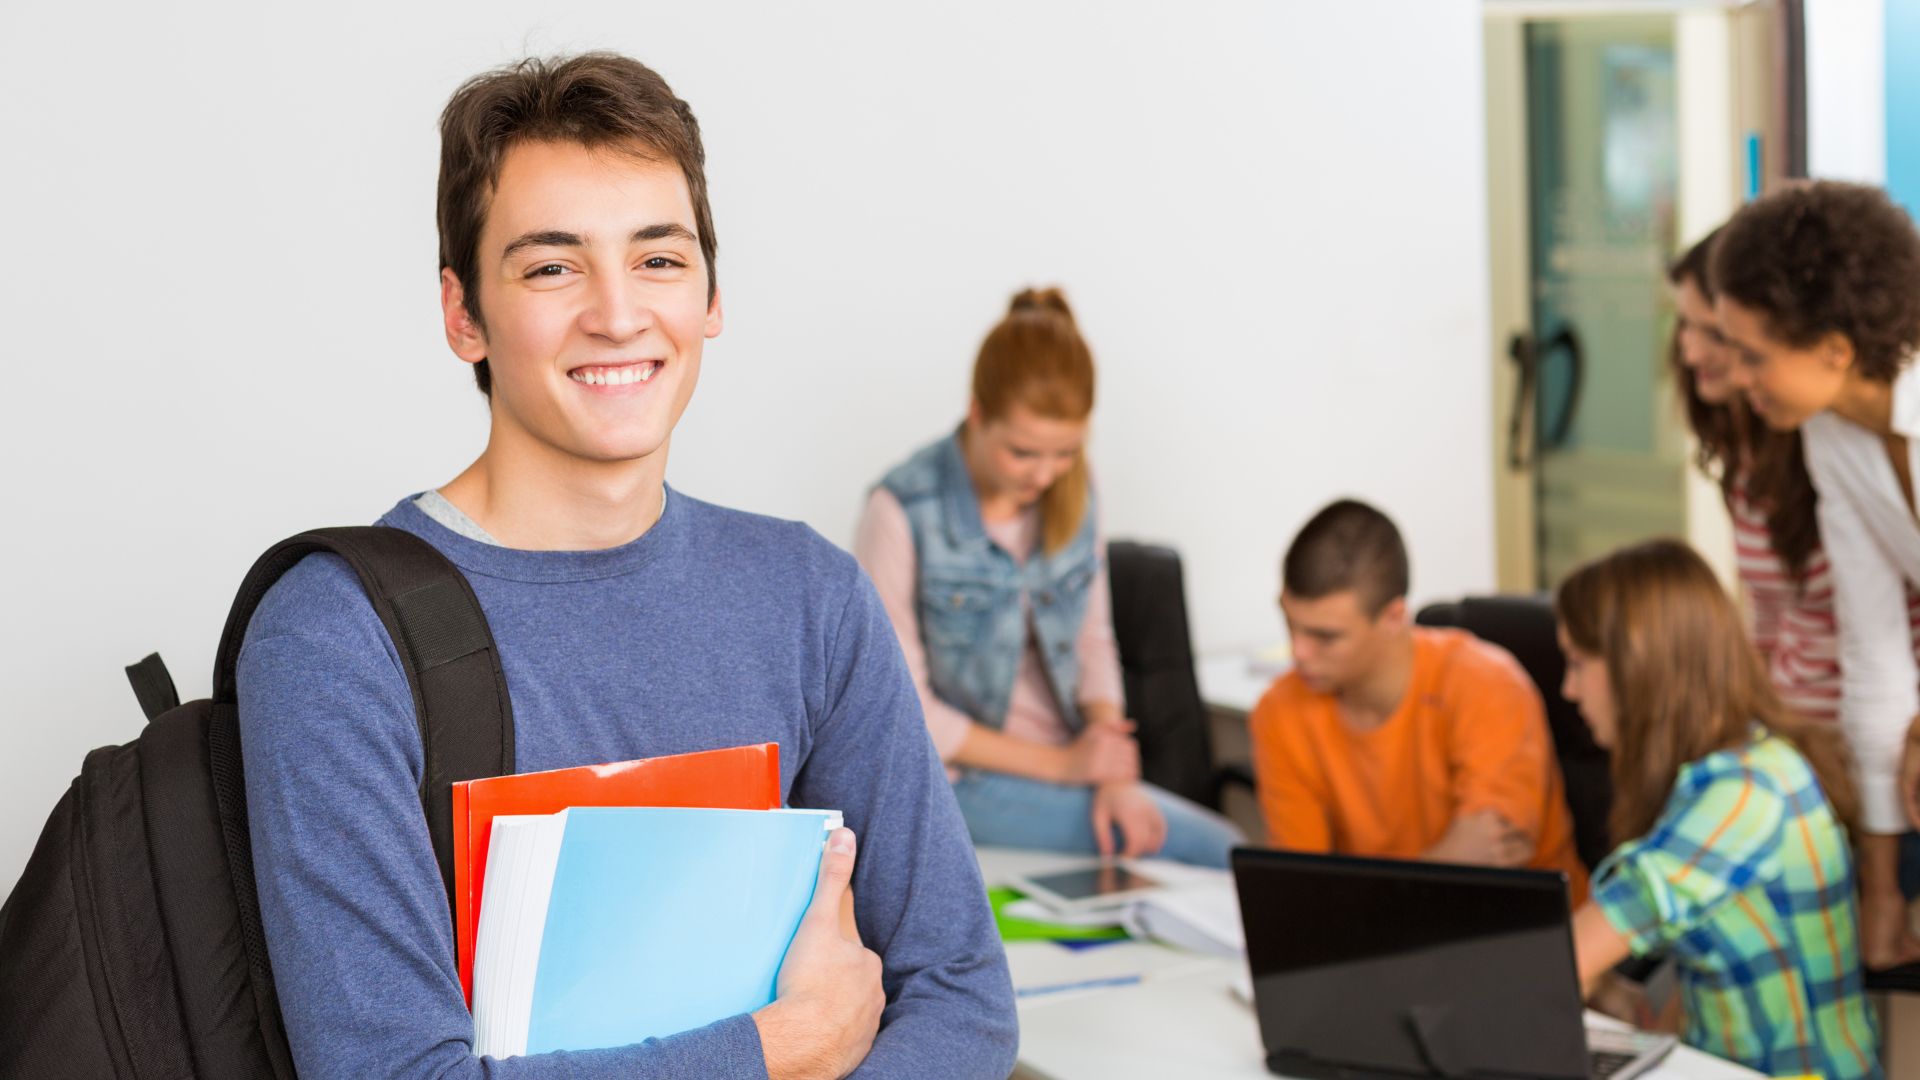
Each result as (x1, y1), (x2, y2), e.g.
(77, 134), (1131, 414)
(1667, 232), (1841, 715)
(1556, 539), (1877, 1078)
(853, 287), (1240, 867)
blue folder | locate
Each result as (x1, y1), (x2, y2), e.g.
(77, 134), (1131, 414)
(476, 806), (837, 1056)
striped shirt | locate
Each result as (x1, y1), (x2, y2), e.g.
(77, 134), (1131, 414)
(1592, 730), (1880, 1079)
(1729, 475), (1920, 725)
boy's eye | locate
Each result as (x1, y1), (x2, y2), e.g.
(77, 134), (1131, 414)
(642, 256), (683, 270)
(528, 263), (569, 278)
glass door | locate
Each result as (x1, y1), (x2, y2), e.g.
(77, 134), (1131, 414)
(1486, 1), (1783, 591)
(1523, 17), (1683, 588)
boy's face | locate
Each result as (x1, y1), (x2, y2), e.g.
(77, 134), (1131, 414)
(441, 139), (722, 468)
(1279, 588), (1405, 696)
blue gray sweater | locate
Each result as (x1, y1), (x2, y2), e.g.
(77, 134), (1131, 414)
(237, 491), (1017, 1079)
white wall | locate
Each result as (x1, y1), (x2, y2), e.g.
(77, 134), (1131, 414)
(0, 0), (1492, 892)
(1805, 0), (1887, 181)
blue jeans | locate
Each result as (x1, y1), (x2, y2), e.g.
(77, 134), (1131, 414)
(1900, 831), (1920, 898)
(949, 770), (1243, 869)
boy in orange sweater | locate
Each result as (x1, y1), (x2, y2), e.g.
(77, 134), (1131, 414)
(1248, 499), (1589, 903)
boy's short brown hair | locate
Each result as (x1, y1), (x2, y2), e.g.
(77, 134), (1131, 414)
(437, 53), (718, 396)
(1283, 499), (1410, 616)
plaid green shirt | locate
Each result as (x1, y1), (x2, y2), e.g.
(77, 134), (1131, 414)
(1593, 730), (1880, 1079)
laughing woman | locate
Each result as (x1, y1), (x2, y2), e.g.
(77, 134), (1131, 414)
(1712, 180), (1920, 968)
(1557, 539), (1878, 1079)
(853, 287), (1240, 868)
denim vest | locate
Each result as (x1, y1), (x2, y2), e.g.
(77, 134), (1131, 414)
(878, 432), (1100, 733)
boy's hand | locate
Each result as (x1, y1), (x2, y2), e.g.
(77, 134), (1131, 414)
(1425, 808), (1531, 867)
(755, 829), (885, 1080)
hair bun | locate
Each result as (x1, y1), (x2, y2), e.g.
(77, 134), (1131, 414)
(1009, 286), (1074, 322)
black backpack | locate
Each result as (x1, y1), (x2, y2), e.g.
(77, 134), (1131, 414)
(0, 527), (515, 1079)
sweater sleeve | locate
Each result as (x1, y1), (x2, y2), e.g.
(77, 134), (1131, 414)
(851, 487), (977, 761)
(789, 561), (1019, 1078)
(238, 555), (770, 1080)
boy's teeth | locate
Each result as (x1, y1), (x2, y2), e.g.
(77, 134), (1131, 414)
(573, 362), (658, 386)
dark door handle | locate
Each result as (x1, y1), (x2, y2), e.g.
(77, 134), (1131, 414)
(1505, 325), (1584, 470)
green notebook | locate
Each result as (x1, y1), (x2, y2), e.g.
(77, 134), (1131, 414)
(988, 886), (1129, 943)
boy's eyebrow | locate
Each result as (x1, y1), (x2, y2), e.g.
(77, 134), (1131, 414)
(500, 223), (698, 261)
(500, 230), (582, 260)
(631, 223), (698, 245)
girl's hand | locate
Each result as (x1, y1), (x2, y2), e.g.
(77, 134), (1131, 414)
(1902, 713), (1920, 831)
(1058, 721), (1140, 786)
(1090, 781), (1167, 858)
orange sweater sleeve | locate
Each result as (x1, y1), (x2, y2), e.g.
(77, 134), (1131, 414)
(1247, 685), (1335, 852)
(1437, 644), (1556, 841)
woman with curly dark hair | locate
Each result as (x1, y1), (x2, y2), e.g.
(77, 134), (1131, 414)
(1714, 179), (1920, 969)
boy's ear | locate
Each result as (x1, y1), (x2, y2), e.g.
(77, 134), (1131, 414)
(704, 287), (724, 340)
(441, 268), (488, 363)
(1376, 596), (1410, 631)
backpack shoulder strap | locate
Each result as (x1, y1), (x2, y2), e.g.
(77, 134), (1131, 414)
(211, 525), (515, 923)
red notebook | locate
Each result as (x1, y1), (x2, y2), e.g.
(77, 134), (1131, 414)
(451, 743), (783, 1004)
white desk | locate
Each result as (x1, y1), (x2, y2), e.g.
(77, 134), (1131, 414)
(978, 848), (1764, 1080)
(1196, 651), (1284, 717)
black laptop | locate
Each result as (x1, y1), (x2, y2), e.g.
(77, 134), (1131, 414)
(1231, 848), (1676, 1080)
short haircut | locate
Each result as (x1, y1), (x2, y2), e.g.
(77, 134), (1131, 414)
(437, 53), (718, 397)
(1712, 180), (1920, 383)
(1283, 499), (1410, 615)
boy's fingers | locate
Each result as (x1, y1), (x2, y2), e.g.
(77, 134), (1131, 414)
(806, 828), (857, 926)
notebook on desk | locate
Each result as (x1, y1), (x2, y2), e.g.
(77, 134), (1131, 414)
(1230, 848), (1675, 1080)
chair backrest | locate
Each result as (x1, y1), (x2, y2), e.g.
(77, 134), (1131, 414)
(1106, 540), (1219, 809)
(1415, 595), (1614, 870)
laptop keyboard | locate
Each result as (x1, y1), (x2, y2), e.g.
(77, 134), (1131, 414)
(1589, 1049), (1641, 1078)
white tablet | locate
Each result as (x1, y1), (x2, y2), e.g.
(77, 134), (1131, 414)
(1010, 862), (1164, 915)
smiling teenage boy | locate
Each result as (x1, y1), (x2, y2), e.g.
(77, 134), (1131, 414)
(236, 54), (1016, 1080)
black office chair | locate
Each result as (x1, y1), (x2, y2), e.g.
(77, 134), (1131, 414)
(1106, 540), (1254, 812)
(1415, 594), (1615, 872)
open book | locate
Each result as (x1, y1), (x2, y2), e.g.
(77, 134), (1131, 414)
(470, 806), (840, 1058)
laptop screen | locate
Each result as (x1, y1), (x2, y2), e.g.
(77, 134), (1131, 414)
(1232, 848), (1589, 1080)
